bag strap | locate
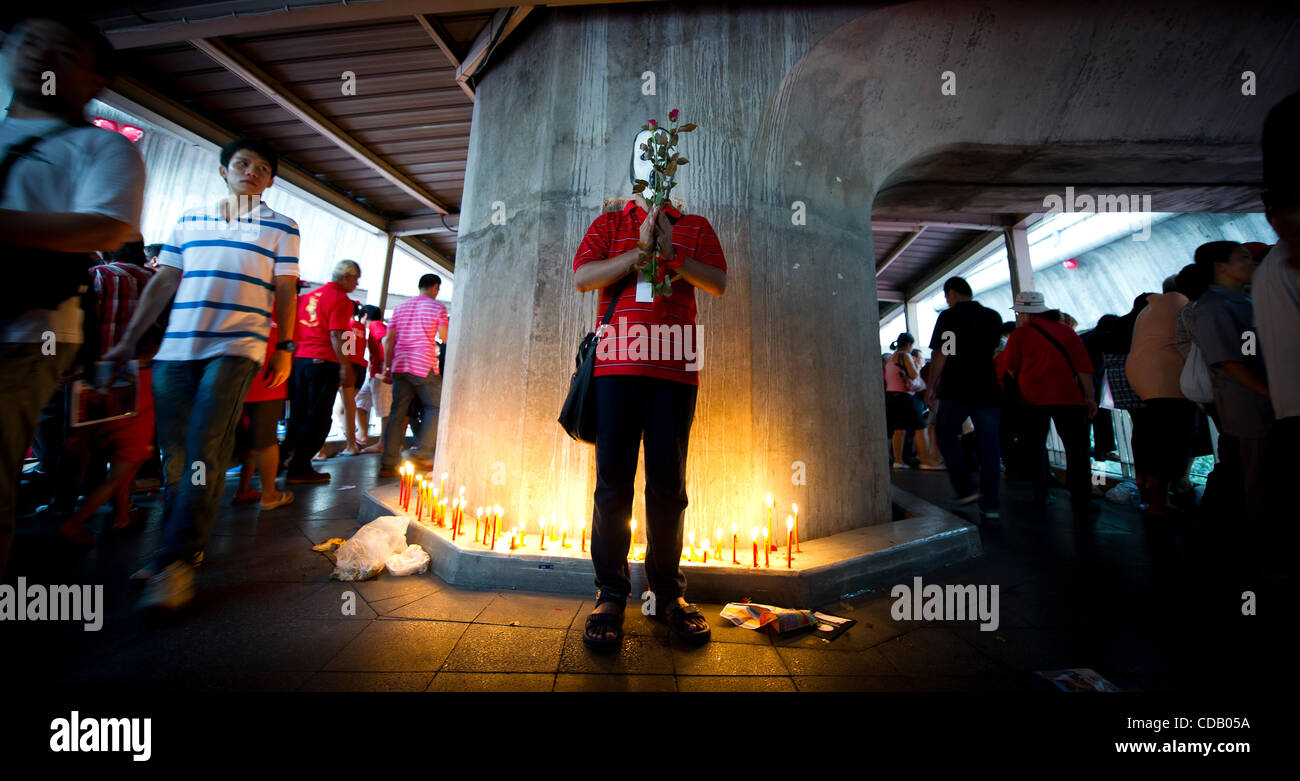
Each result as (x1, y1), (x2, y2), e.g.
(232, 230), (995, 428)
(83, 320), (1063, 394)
(0, 121), (93, 198)
(597, 273), (634, 331)
(1028, 322), (1087, 398)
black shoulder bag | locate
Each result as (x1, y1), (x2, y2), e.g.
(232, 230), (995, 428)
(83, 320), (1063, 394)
(1028, 322), (1088, 400)
(0, 122), (98, 327)
(559, 273), (633, 443)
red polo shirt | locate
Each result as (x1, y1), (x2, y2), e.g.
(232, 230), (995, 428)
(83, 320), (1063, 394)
(572, 200), (726, 385)
(295, 281), (354, 362)
(367, 320), (388, 377)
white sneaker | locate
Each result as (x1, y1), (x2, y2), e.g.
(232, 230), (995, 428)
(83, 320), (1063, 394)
(140, 561), (196, 611)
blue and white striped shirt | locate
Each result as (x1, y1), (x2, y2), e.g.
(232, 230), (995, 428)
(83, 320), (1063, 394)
(153, 202), (300, 364)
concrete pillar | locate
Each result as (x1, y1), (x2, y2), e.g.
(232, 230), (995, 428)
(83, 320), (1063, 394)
(904, 299), (921, 340)
(1004, 225), (1034, 298)
(433, 4), (884, 545)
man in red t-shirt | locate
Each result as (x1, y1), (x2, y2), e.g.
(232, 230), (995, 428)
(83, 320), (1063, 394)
(571, 130), (727, 652)
(284, 260), (361, 482)
(996, 290), (1098, 514)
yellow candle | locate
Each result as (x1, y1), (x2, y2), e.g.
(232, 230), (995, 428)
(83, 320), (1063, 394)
(766, 492), (774, 552)
(792, 502), (801, 552)
(562, 519), (570, 548)
(630, 518), (637, 561)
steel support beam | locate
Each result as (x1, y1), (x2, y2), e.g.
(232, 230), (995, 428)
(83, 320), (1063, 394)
(875, 227), (926, 276)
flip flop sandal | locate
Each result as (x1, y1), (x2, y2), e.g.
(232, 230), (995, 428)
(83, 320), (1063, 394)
(260, 491), (295, 511)
(654, 601), (712, 645)
(581, 591), (626, 652)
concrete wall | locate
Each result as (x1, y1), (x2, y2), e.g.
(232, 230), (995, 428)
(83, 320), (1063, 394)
(434, 0), (1299, 544)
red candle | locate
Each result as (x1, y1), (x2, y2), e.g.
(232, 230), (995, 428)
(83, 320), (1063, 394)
(786, 516), (794, 568)
(474, 508), (481, 542)
(732, 523), (738, 564)
(580, 523), (587, 553)
(562, 521), (569, 549)
(540, 518), (547, 551)
(751, 528), (758, 567)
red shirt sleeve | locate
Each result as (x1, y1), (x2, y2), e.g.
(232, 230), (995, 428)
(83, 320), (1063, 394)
(573, 212), (614, 271)
(683, 216), (727, 272)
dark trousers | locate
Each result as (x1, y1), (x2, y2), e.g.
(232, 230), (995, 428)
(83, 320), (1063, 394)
(935, 402), (1001, 513)
(380, 368), (441, 467)
(1023, 404), (1092, 508)
(590, 375), (697, 604)
(152, 356), (258, 567)
(286, 358), (341, 475)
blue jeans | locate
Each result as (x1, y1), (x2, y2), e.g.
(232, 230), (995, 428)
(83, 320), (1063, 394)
(152, 356), (258, 567)
(935, 401), (1001, 512)
(381, 369), (442, 467)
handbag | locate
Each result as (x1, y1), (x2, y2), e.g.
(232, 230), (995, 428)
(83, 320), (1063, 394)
(558, 273), (633, 443)
(1179, 342), (1214, 404)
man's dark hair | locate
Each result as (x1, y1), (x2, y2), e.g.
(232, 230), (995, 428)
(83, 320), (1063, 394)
(419, 274), (442, 291)
(942, 276), (973, 298)
(220, 137), (279, 178)
(1000, 321), (1017, 336)
(363, 304), (383, 322)
(1176, 263), (1211, 301)
(144, 243), (163, 260)
(102, 240), (146, 265)
(8, 17), (119, 79)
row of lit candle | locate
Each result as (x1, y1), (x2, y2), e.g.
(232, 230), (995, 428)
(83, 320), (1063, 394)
(397, 464), (803, 568)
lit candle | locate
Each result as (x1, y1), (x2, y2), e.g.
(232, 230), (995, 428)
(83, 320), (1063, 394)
(474, 507), (482, 542)
(766, 492), (775, 552)
(509, 530), (517, 551)
(688, 531), (695, 562)
(562, 520), (569, 548)
(414, 476), (424, 517)
(792, 503), (801, 552)
(518, 518), (527, 548)
(732, 522), (738, 564)
(451, 509), (458, 543)
(539, 515), (547, 551)
(715, 527), (722, 560)
(440, 472), (448, 501)
(764, 528), (770, 567)
(580, 521), (586, 553)
(751, 527), (758, 567)
(438, 497), (447, 527)
(630, 518), (637, 561)
(786, 516), (794, 568)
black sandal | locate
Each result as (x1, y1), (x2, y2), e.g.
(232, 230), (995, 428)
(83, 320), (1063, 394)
(582, 591), (626, 652)
(654, 600), (712, 646)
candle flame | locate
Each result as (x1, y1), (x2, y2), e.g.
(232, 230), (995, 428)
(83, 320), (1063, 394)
(688, 531), (695, 545)
(441, 472), (448, 480)
(764, 528), (770, 539)
(731, 522), (737, 533)
(792, 503), (798, 514)
(765, 493), (773, 507)
(751, 527), (758, 541)
(787, 515), (794, 530)
(562, 520), (569, 532)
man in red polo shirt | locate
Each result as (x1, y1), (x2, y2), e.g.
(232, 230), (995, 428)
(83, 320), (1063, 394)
(284, 259), (360, 483)
(571, 131), (727, 652)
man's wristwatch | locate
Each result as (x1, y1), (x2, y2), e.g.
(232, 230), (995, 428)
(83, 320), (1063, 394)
(275, 340), (298, 353)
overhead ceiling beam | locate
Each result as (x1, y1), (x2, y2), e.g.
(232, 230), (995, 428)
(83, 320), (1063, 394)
(398, 236), (455, 277)
(903, 230), (1006, 302)
(389, 214), (460, 236)
(416, 13), (477, 101)
(103, 1), (655, 49)
(104, 74), (389, 233)
(190, 36), (453, 215)
(875, 227), (926, 276)
(876, 285), (905, 303)
(455, 6), (535, 95)
(872, 219), (1008, 232)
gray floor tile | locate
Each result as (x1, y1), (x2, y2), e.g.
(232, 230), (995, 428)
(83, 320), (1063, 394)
(440, 624), (566, 673)
(558, 629), (673, 675)
(386, 588), (496, 622)
(299, 672), (435, 692)
(323, 620), (466, 672)
(554, 674), (677, 692)
(677, 675), (796, 692)
(475, 591), (585, 629)
(428, 673), (556, 692)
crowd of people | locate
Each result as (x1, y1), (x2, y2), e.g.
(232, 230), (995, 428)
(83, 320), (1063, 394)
(0, 16), (450, 608)
(884, 89), (1297, 534)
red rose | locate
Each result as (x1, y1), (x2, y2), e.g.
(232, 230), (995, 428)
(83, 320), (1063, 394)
(648, 119), (657, 130)
(669, 109), (679, 122)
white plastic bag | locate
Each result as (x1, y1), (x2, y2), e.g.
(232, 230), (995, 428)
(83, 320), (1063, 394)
(331, 515), (410, 581)
(1104, 481), (1141, 505)
(385, 544), (431, 577)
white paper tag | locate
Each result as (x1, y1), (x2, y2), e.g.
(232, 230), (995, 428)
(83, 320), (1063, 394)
(635, 280), (654, 302)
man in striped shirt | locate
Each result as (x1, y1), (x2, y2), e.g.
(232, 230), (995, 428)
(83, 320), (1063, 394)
(571, 134), (727, 652)
(378, 274), (449, 475)
(104, 137), (298, 610)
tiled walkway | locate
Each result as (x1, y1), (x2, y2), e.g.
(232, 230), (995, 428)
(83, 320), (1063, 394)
(5, 455), (1292, 692)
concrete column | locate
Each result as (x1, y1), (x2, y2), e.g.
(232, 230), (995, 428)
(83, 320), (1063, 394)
(1004, 224), (1034, 297)
(432, 4), (885, 546)
(904, 299), (921, 339)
